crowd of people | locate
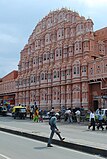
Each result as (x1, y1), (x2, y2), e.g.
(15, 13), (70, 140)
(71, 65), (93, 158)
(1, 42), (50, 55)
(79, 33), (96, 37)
(9, 104), (107, 131)
(50, 106), (85, 124)
(88, 108), (107, 131)
(3, 104), (107, 147)
(29, 105), (43, 122)
(3, 102), (107, 148)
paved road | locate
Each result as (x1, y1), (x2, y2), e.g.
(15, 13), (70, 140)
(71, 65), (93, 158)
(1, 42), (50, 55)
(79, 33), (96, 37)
(0, 116), (107, 151)
(0, 131), (105, 159)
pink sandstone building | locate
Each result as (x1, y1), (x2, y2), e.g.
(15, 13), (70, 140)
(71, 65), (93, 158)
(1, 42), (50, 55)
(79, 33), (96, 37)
(1, 8), (107, 111)
(0, 71), (18, 105)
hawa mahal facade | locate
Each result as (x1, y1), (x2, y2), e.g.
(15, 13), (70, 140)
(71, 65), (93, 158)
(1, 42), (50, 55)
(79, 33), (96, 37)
(0, 8), (107, 111)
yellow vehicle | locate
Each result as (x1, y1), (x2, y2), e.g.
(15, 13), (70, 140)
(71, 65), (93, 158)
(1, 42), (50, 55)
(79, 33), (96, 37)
(12, 106), (26, 119)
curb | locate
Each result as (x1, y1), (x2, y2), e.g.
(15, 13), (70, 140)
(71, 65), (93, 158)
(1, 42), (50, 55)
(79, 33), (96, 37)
(0, 127), (107, 157)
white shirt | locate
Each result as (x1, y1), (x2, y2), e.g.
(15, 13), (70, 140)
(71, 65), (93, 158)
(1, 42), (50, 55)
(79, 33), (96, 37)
(65, 110), (71, 114)
(75, 110), (80, 116)
(89, 112), (95, 121)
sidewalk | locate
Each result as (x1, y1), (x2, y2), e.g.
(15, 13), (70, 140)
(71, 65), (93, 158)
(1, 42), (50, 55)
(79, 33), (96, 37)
(0, 117), (107, 157)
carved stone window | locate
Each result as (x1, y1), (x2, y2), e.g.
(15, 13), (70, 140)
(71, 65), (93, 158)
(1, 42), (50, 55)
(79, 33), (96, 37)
(77, 66), (79, 74)
(73, 61), (80, 75)
(39, 56), (43, 63)
(67, 69), (71, 75)
(41, 73), (44, 80)
(48, 73), (51, 79)
(90, 68), (93, 75)
(43, 54), (46, 61)
(50, 53), (54, 59)
(82, 66), (86, 72)
(97, 65), (100, 73)
(47, 53), (50, 60)
(74, 67), (76, 74)
(33, 59), (35, 64)
(55, 49), (59, 57)
(54, 71), (57, 78)
(61, 71), (65, 76)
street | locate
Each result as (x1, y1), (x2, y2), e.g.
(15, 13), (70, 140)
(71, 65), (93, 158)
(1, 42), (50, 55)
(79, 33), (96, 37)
(0, 116), (107, 150)
(0, 131), (105, 159)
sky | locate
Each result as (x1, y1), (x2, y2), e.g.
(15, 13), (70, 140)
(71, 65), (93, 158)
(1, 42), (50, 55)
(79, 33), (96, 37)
(0, 0), (107, 78)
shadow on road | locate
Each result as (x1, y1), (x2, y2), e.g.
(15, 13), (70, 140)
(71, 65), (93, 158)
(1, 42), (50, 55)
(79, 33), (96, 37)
(34, 146), (47, 150)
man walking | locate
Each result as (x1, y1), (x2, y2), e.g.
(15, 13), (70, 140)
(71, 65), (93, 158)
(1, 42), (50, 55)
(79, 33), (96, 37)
(75, 109), (81, 123)
(97, 110), (104, 131)
(88, 109), (95, 131)
(47, 113), (65, 147)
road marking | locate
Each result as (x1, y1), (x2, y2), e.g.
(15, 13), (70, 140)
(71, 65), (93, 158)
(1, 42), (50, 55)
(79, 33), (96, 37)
(0, 131), (105, 159)
(0, 131), (45, 143)
(55, 145), (105, 159)
(0, 154), (11, 159)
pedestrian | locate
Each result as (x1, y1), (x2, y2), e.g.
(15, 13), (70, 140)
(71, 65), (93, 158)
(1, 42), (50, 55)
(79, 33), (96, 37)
(47, 113), (65, 147)
(75, 109), (81, 123)
(30, 105), (34, 120)
(39, 109), (43, 122)
(64, 108), (73, 123)
(97, 110), (104, 131)
(88, 109), (95, 131)
(33, 107), (39, 122)
(49, 107), (55, 118)
(80, 106), (85, 122)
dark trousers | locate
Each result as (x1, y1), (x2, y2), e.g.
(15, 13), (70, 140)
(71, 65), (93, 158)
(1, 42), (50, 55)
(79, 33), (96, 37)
(48, 127), (62, 145)
(30, 112), (33, 119)
(89, 118), (95, 130)
(97, 120), (104, 130)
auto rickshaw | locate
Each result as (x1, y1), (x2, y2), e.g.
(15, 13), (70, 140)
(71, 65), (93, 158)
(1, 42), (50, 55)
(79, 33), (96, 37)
(12, 106), (26, 119)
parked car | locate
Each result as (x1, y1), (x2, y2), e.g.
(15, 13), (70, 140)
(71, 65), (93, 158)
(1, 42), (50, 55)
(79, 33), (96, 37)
(12, 106), (26, 119)
(95, 108), (107, 122)
(0, 106), (7, 116)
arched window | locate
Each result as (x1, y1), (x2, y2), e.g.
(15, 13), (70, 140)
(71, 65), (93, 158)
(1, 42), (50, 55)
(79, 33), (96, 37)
(43, 54), (46, 61)
(45, 73), (47, 80)
(61, 70), (65, 76)
(82, 66), (86, 72)
(77, 66), (80, 74)
(75, 42), (79, 51)
(55, 49), (58, 57)
(41, 73), (44, 80)
(74, 67), (76, 74)
(34, 76), (36, 83)
(39, 56), (43, 63)
(66, 69), (71, 75)
(90, 68), (93, 75)
(30, 76), (34, 83)
(33, 58), (36, 65)
(73, 60), (80, 76)
(50, 53), (54, 59)
(57, 71), (60, 78)
(48, 73), (51, 79)
(53, 71), (57, 78)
